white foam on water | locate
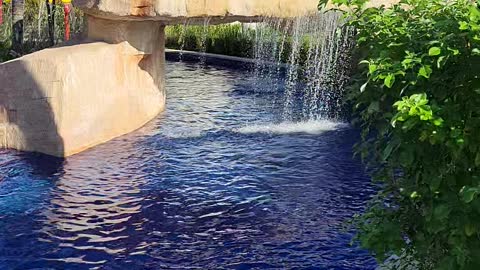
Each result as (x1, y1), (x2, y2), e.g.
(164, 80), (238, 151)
(236, 120), (346, 135)
(160, 129), (205, 139)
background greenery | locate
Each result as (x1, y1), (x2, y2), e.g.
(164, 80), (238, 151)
(0, 0), (85, 62)
(165, 23), (314, 64)
(322, 0), (480, 269)
(166, 23), (256, 58)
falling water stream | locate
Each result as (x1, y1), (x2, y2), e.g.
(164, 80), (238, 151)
(251, 12), (354, 121)
(178, 19), (190, 62)
(199, 17), (212, 65)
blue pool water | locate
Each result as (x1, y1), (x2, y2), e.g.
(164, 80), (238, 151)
(0, 61), (376, 269)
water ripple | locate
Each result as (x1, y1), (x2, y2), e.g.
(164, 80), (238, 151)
(0, 62), (376, 269)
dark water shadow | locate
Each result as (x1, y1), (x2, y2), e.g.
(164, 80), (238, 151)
(15, 152), (66, 178)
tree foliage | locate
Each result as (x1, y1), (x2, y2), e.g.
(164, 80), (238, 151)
(320, 0), (480, 268)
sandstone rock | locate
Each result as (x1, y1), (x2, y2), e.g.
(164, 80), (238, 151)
(73, 0), (320, 23)
(0, 26), (166, 157)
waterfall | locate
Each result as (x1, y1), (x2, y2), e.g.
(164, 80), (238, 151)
(178, 19), (190, 61)
(165, 12), (353, 122)
(199, 17), (211, 65)
(252, 12), (355, 122)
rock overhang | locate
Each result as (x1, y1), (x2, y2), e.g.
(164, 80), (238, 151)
(73, 0), (321, 24)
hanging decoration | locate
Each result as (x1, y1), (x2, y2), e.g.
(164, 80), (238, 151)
(62, 0), (71, 41)
(0, 0), (3, 25)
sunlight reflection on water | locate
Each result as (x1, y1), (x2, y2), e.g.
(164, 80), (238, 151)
(0, 61), (376, 270)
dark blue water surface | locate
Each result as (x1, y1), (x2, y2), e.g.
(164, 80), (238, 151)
(0, 61), (376, 269)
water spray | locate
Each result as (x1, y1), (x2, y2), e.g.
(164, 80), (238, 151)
(252, 13), (354, 121)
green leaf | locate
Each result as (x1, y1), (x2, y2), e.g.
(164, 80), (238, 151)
(388, 42), (404, 47)
(402, 58), (413, 67)
(465, 223), (476, 237)
(430, 177), (442, 192)
(360, 82), (368, 93)
(384, 74), (395, 88)
(461, 186), (480, 203)
(433, 118), (444, 126)
(433, 204), (450, 221)
(418, 65), (433, 78)
(437, 56), (446, 68)
(367, 101), (380, 113)
(359, 60), (370, 65)
(447, 48), (460, 56)
(475, 152), (480, 167)
(459, 21), (469, 30)
(382, 143), (395, 161)
(399, 149), (414, 167)
(429, 47), (442, 56)
(358, 36), (367, 43)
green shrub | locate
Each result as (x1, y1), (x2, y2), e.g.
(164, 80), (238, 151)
(321, 0), (480, 268)
(165, 23), (312, 62)
(165, 23), (255, 58)
(0, 3), (13, 61)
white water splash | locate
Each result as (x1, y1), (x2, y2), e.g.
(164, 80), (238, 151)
(159, 128), (205, 139)
(236, 120), (345, 135)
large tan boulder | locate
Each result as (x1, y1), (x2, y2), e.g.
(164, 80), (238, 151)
(0, 24), (166, 157)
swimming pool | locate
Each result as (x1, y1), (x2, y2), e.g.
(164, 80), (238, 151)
(0, 60), (376, 269)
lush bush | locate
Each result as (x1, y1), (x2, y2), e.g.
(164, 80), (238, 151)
(321, 0), (480, 268)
